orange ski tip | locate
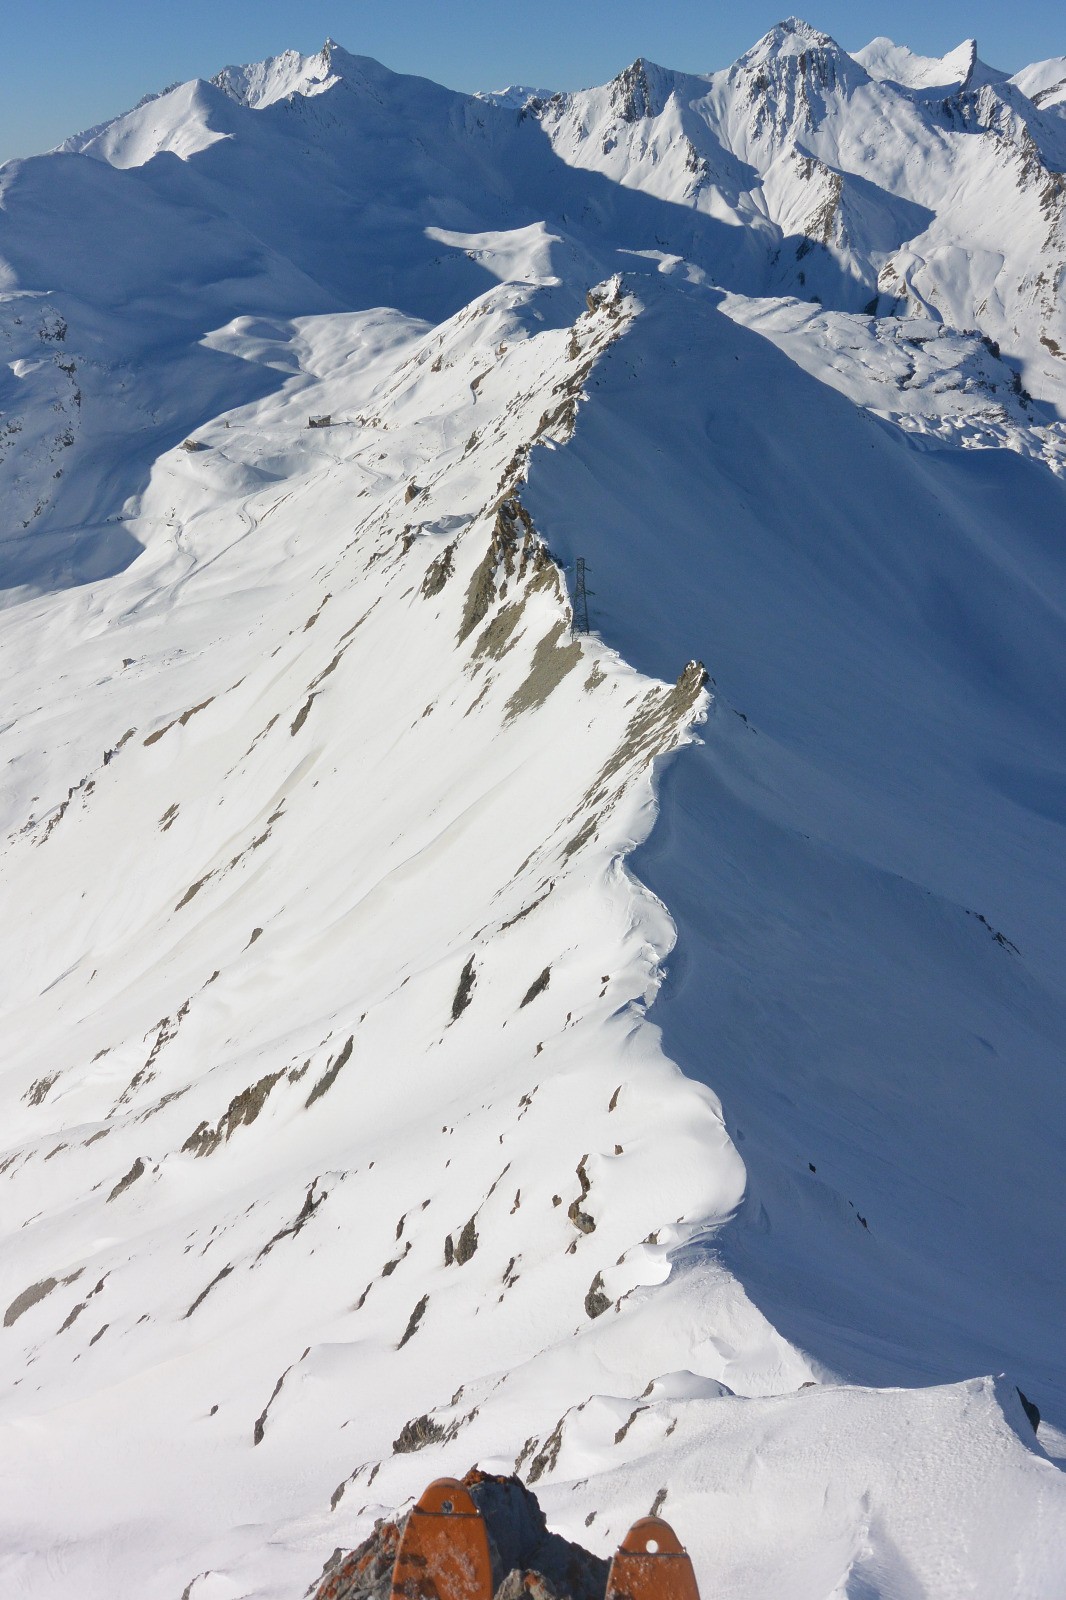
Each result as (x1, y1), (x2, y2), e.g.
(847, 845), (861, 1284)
(413, 1477), (480, 1517)
(618, 1516), (687, 1556)
(607, 1515), (700, 1600)
(391, 1479), (493, 1600)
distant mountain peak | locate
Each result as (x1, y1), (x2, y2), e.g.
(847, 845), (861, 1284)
(853, 36), (994, 94)
(212, 44), (337, 109)
(610, 58), (666, 122)
(473, 83), (556, 111)
(733, 16), (866, 90)
(748, 17), (847, 60)
(1011, 55), (1066, 112)
(724, 16), (866, 148)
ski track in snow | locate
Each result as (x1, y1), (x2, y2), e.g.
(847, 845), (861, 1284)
(0, 20), (1064, 1600)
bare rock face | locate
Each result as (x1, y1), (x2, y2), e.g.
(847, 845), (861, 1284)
(313, 1515), (401, 1600)
(313, 1469), (609, 1600)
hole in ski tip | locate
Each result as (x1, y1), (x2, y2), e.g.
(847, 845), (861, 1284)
(441, 1499), (454, 1513)
(645, 1539), (659, 1553)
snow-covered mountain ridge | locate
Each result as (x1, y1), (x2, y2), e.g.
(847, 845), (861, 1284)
(1, 19), (1065, 1600)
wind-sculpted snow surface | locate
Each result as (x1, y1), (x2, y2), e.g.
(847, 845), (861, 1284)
(0, 20), (1065, 1600)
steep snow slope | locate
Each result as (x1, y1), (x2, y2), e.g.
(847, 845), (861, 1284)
(525, 271), (1066, 1402)
(854, 37), (1005, 94)
(1012, 57), (1066, 114)
(1, 21), (1065, 1600)
(0, 267), (773, 1597)
(720, 296), (1066, 471)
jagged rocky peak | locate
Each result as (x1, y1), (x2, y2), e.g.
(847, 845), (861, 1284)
(211, 37), (387, 110)
(212, 42), (337, 108)
(728, 17), (866, 141)
(738, 15), (862, 77)
(932, 69), (1066, 187)
(941, 38), (979, 90)
(474, 84), (558, 111)
(209, 38), (409, 119)
(751, 17), (843, 58)
(609, 57), (671, 123)
(734, 18), (866, 98)
(935, 37), (977, 91)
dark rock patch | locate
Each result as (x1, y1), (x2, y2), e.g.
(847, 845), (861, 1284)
(253, 1354), (307, 1446)
(5, 1276), (59, 1327)
(257, 1180), (327, 1259)
(473, 600), (526, 664)
(185, 1069), (285, 1156)
(143, 697), (214, 747)
(59, 1300), (86, 1332)
(184, 1264), (233, 1319)
(306, 1037), (355, 1110)
(520, 968), (551, 1008)
(381, 1242), (411, 1276)
(290, 693), (317, 736)
(25, 1073), (59, 1106)
(567, 1157), (595, 1235)
(422, 542), (456, 597)
(451, 957), (477, 1022)
(175, 873), (214, 911)
(584, 1273), (610, 1320)
(455, 1215), (479, 1264)
(398, 1293), (429, 1348)
(392, 1413), (446, 1454)
(505, 622), (581, 721)
(107, 1156), (145, 1202)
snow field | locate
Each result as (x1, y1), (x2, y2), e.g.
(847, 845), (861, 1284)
(1, 21), (1065, 1598)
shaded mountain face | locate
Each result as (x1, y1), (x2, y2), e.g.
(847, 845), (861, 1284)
(1, 19), (1065, 1600)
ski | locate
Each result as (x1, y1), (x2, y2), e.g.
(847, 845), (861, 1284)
(605, 1516), (700, 1600)
(390, 1478), (494, 1600)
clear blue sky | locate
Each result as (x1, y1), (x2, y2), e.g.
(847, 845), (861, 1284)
(2, 1), (1062, 165)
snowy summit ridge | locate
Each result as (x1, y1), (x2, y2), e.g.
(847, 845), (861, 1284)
(211, 42), (342, 109)
(1, 18), (1066, 1600)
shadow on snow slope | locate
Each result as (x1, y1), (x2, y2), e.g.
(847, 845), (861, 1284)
(524, 269), (1066, 1425)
